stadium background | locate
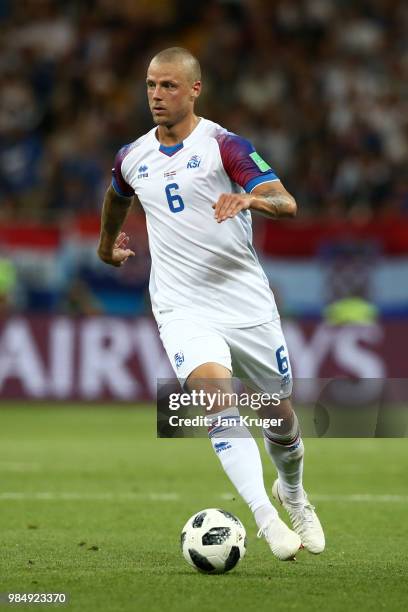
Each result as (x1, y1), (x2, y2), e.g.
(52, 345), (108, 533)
(1, 0), (408, 401)
(0, 2), (407, 611)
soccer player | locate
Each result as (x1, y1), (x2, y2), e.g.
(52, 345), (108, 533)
(98, 47), (325, 561)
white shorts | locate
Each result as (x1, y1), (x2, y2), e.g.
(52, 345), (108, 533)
(159, 317), (293, 398)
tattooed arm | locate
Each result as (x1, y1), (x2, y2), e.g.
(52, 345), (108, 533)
(213, 181), (297, 223)
(247, 181), (297, 219)
(97, 185), (135, 267)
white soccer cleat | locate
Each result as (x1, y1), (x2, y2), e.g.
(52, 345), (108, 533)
(257, 515), (302, 561)
(272, 479), (325, 554)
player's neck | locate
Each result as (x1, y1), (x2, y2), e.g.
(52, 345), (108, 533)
(156, 114), (200, 146)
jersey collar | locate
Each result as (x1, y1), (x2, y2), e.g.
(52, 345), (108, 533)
(154, 117), (205, 156)
(159, 142), (184, 157)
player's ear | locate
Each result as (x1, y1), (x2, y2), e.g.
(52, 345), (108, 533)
(191, 81), (201, 99)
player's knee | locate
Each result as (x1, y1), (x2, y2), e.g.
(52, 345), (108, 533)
(186, 377), (235, 413)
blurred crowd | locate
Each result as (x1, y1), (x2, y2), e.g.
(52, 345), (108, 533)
(1, 0), (408, 222)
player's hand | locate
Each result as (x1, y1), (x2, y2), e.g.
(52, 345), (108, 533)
(98, 232), (135, 267)
(212, 194), (251, 223)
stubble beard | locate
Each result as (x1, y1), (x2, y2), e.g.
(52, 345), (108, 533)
(151, 106), (191, 129)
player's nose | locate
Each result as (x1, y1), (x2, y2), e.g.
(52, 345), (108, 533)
(152, 86), (162, 100)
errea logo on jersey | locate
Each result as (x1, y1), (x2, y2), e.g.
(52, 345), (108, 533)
(137, 164), (148, 178)
(187, 155), (201, 169)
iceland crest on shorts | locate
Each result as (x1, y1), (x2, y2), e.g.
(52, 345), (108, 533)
(174, 351), (184, 368)
(187, 155), (201, 169)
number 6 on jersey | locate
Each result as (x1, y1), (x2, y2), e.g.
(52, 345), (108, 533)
(165, 183), (185, 213)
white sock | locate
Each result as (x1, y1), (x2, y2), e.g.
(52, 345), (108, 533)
(209, 407), (278, 528)
(263, 415), (305, 504)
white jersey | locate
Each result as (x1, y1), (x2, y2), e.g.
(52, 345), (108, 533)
(112, 118), (280, 328)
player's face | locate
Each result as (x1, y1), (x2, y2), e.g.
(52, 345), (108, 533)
(146, 61), (200, 127)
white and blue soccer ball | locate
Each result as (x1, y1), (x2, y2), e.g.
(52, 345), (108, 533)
(181, 508), (247, 574)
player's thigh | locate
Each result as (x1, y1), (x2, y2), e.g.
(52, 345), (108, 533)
(159, 318), (232, 387)
(228, 318), (293, 399)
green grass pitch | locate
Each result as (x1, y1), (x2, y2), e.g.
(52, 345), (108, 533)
(0, 405), (407, 611)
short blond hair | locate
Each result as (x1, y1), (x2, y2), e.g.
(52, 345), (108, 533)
(150, 47), (201, 83)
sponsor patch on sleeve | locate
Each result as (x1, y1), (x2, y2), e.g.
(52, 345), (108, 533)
(249, 152), (271, 172)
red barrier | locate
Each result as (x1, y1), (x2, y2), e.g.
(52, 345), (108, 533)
(257, 217), (408, 256)
(1, 215), (408, 255)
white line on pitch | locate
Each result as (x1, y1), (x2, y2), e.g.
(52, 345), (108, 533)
(0, 492), (179, 501)
(219, 492), (408, 503)
(0, 492), (408, 503)
(312, 493), (408, 503)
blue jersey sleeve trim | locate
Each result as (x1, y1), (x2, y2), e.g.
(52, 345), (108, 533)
(111, 176), (133, 198)
(244, 173), (279, 193)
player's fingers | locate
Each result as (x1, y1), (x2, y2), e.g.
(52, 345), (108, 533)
(213, 194), (228, 214)
(214, 194), (233, 221)
(115, 232), (127, 248)
(119, 250), (135, 266)
(116, 232), (129, 248)
(117, 242), (133, 259)
(223, 198), (239, 217)
(112, 248), (134, 264)
(227, 202), (245, 218)
(225, 198), (250, 219)
(215, 194), (230, 207)
(217, 207), (232, 222)
(217, 196), (239, 222)
(120, 249), (135, 261)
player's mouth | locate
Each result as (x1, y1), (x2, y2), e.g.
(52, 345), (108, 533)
(153, 107), (166, 114)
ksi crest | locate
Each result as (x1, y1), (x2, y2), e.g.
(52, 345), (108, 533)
(187, 155), (201, 169)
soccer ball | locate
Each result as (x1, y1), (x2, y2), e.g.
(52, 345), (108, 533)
(180, 508), (247, 574)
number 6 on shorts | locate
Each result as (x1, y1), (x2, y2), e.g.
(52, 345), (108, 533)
(276, 345), (289, 374)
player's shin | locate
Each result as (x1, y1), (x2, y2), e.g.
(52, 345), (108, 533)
(263, 414), (305, 504)
(208, 407), (277, 528)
